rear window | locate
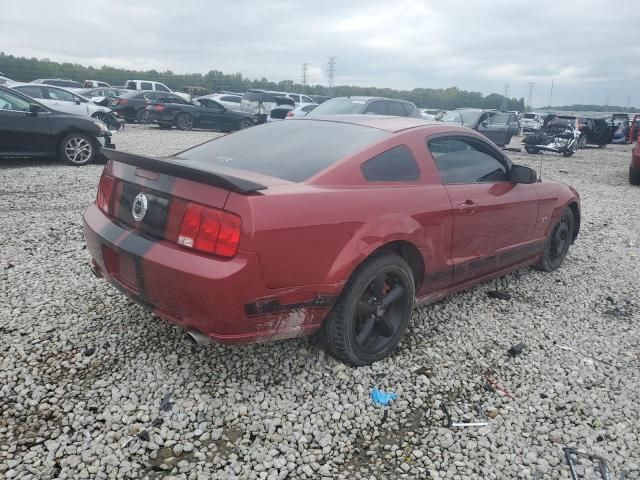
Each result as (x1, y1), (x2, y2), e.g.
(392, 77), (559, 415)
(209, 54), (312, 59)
(177, 121), (390, 182)
(242, 91), (282, 103)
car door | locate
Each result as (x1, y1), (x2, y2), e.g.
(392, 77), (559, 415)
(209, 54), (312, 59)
(426, 135), (540, 284)
(0, 89), (52, 156)
(476, 112), (512, 147)
(43, 86), (86, 116)
(201, 99), (230, 129)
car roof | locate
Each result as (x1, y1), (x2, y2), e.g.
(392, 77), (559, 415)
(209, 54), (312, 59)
(292, 114), (446, 133)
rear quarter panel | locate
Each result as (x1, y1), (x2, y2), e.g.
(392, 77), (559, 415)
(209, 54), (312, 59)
(224, 129), (453, 290)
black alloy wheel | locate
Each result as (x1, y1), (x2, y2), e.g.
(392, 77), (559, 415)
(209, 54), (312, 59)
(320, 254), (415, 365)
(534, 207), (574, 271)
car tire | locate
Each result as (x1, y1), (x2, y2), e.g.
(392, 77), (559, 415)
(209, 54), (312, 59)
(577, 136), (587, 149)
(136, 109), (148, 124)
(176, 113), (194, 131)
(630, 166), (640, 186)
(92, 112), (109, 124)
(58, 132), (97, 166)
(320, 253), (415, 366)
(525, 146), (539, 154)
(239, 119), (252, 130)
(533, 207), (574, 272)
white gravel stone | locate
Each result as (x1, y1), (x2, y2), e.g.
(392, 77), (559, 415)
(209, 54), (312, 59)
(0, 130), (638, 479)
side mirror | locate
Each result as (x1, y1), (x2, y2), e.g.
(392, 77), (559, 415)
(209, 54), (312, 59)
(510, 165), (537, 184)
(29, 103), (42, 116)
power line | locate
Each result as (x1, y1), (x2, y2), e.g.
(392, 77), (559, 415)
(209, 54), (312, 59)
(326, 57), (336, 89)
(500, 83), (509, 110)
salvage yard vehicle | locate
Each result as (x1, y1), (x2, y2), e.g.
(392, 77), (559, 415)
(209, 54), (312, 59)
(109, 91), (185, 123)
(268, 101), (317, 121)
(439, 109), (519, 148)
(521, 112), (544, 132)
(630, 139), (640, 185)
(145, 96), (256, 131)
(0, 85), (114, 165)
(10, 83), (116, 126)
(83, 115), (580, 365)
(307, 96), (422, 118)
(84, 80), (112, 88)
(523, 117), (579, 156)
(31, 78), (83, 88)
(197, 93), (244, 111)
(123, 80), (190, 102)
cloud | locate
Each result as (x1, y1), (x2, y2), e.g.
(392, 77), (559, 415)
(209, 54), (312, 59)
(2, 0), (638, 106)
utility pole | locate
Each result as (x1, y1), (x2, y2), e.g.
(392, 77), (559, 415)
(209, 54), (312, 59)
(604, 94), (610, 111)
(327, 56), (336, 90)
(547, 79), (554, 112)
(500, 84), (510, 110)
(301, 62), (309, 86)
(527, 82), (535, 111)
(626, 95), (632, 112)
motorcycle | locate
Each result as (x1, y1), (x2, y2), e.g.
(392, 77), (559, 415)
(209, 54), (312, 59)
(522, 122), (579, 157)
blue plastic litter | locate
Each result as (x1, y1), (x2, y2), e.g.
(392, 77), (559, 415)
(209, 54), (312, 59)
(370, 388), (398, 406)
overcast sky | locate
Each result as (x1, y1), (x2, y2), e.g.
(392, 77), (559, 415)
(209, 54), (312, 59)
(3, 0), (639, 106)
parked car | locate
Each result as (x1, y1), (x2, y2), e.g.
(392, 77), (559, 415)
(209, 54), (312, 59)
(240, 90), (317, 122)
(145, 96), (256, 131)
(419, 109), (442, 121)
(268, 102), (317, 121)
(606, 115), (630, 144)
(72, 87), (127, 105)
(307, 96), (422, 118)
(31, 78), (83, 88)
(0, 85), (114, 165)
(0, 75), (15, 86)
(521, 112), (544, 132)
(197, 93), (244, 111)
(439, 109), (519, 147)
(630, 138), (640, 185)
(123, 80), (190, 102)
(628, 114), (640, 143)
(84, 80), (112, 88)
(108, 91), (185, 122)
(552, 115), (609, 148)
(83, 115), (579, 365)
(309, 95), (333, 104)
(10, 83), (114, 125)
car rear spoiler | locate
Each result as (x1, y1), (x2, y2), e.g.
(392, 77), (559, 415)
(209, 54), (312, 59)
(102, 149), (268, 193)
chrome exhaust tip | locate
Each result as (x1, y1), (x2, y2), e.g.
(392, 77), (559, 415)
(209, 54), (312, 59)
(185, 330), (212, 345)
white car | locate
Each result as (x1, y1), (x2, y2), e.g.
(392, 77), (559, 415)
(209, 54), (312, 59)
(123, 80), (190, 102)
(10, 83), (113, 124)
(0, 75), (15, 86)
(521, 112), (544, 132)
(196, 93), (243, 111)
(83, 80), (112, 88)
(268, 103), (317, 122)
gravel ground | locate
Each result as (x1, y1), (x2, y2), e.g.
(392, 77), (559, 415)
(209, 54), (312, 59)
(1, 125), (639, 479)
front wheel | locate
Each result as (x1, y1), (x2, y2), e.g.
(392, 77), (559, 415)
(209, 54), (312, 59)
(92, 112), (109, 124)
(58, 133), (96, 166)
(136, 108), (148, 124)
(534, 207), (574, 272)
(577, 136), (587, 149)
(320, 254), (415, 366)
(176, 113), (194, 131)
(239, 119), (253, 130)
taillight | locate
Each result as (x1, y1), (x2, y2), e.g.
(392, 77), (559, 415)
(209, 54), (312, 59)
(178, 203), (241, 258)
(155, 104), (165, 112)
(286, 111), (294, 117)
(118, 99), (128, 106)
(96, 174), (115, 215)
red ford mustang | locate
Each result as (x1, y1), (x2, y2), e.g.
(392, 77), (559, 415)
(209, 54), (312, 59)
(83, 115), (580, 365)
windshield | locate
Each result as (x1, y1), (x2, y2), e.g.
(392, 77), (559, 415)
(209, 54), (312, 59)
(523, 113), (537, 119)
(306, 97), (367, 115)
(177, 120), (390, 182)
(440, 111), (463, 124)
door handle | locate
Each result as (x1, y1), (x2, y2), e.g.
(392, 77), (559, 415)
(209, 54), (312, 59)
(458, 200), (479, 214)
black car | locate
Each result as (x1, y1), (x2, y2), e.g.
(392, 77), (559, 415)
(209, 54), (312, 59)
(551, 115), (609, 148)
(307, 96), (422, 118)
(145, 97), (256, 131)
(439, 109), (520, 148)
(0, 86), (114, 166)
(108, 91), (185, 123)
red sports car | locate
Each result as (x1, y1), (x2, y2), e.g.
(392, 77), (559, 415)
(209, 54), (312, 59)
(83, 115), (580, 365)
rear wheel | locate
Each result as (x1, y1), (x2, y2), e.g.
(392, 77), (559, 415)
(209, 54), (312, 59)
(136, 108), (148, 123)
(525, 146), (539, 154)
(577, 135), (587, 149)
(58, 133), (96, 166)
(176, 113), (194, 131)
(92, 112), (109, 124)
(320, 254), (415, 365)
(630, 166), (640, 186)
(239, 119), (252, 130)
(534, 207), (574, 272)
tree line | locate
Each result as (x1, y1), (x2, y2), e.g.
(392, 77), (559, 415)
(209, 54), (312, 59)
(0, 52), (527, 110)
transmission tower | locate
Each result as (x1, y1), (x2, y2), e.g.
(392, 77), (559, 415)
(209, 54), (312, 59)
(527, 82), (535, 110)
(327, 56), (336, 89)
(301, 63), (309, 86)
(500, 84), (510, 110)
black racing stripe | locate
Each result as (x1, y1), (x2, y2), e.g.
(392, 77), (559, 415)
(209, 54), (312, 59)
(245, 295), (337, 317)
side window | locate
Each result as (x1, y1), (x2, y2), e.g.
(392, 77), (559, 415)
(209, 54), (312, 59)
(362, 145), (420, 182)
(140, 82), (153, 90)
(428, 137), (509, 184)
(386, 101), (407, 117)
(155, 83), (170, 92)
(363, 101), (387, 115)
(302, 105), (316, 113)
(0, 89), (32, 111)
(14, 86), (45, 99)
(485, 113), (511, 125)
(301, 96), (314, 104)
(143, 92), (162, 100)
(221, 96), (240, 103)
(125, 81), (137, 90)
(45, 87), (75, 102)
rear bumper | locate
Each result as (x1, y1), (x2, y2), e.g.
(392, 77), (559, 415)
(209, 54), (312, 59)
(82, 205), (334, 344)
(631, 147), (640, 170)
